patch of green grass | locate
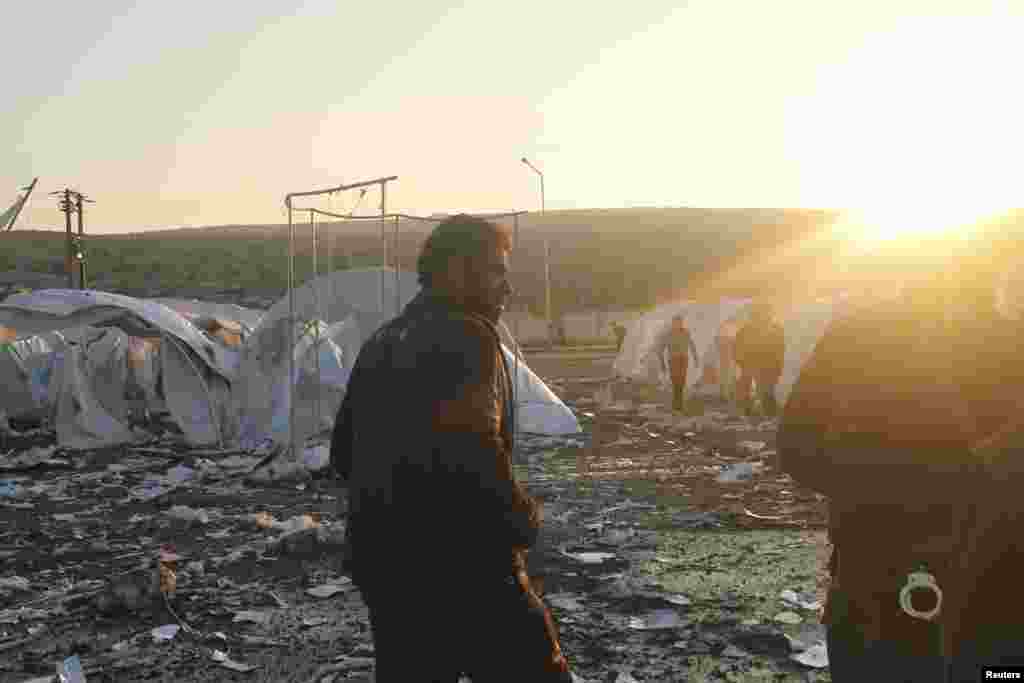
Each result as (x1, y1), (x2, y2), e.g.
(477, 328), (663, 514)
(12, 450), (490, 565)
(642, 529), (819, 630)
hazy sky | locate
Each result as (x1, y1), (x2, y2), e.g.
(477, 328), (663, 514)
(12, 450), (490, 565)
(5, 0), (1022, 233)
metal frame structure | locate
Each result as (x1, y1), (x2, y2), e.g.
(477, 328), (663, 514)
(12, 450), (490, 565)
(284, 176), (397, 460)
(280, 178), (528, 459)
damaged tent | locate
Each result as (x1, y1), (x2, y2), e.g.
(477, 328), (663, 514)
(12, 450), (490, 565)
(0, 279), (580, 452)
(0, 290), (239, 448)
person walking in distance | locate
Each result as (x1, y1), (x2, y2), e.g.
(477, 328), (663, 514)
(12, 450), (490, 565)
(329, 214), (573, 682)
(611, 322), (627, 353)
(734, 304), (786, 417)
(652, 314), (699, 413)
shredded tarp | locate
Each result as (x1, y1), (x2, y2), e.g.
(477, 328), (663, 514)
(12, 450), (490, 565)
(150, 298), (264, 333)
(55, 345), (137, 450)
(0, 333), (66, 421)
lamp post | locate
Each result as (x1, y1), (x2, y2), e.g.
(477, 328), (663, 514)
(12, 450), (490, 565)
(521, 157), (552, 348)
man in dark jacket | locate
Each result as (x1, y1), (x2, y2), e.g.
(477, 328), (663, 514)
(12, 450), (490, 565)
(733, 305), (786, 417)
(330, 214), (573, 682)
(777, 272), (988, 682)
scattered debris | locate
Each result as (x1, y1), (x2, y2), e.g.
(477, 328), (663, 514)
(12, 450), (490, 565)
(212, 649), (257, 672)
(151, 624), (181, 642)
(791, 642), (830, 668)
(307, 579), (354, 599)
(627, 609), (688, 630)
(166, 505), (211, 525)
(773, 611), (803, 625)
(0, 575), (31, 592)
(233, 609), (273, 625)
(716, 462), (762, 483)
(56, 654), (86, 683)
(561, 551), (617, 564)
(780, 589), (822, 612)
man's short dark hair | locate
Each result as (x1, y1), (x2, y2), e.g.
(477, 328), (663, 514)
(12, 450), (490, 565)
(417, 214), (513, 287)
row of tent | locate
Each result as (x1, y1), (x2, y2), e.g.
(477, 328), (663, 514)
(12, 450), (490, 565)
(0, 268), (581, 452)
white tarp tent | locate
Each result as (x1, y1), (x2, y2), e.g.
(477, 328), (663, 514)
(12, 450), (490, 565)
(235, 268), (580, 448)
(613, 299), (754, 396)
(613, 297), (843, 407)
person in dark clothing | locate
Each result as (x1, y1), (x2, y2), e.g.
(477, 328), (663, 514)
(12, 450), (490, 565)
(946, 276), (1024, 680)
(733, 306), (786, 417)
(611, 322), (627, 353)
(329, 214), (573, 682)
(776, 271), (1013, 682)
(652, 314), (699, 413)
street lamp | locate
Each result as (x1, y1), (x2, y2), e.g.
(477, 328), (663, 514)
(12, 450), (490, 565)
(521, 157), (553, 347)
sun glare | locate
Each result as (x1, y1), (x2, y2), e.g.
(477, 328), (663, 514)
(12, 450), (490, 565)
(843, 201), (1004, 249)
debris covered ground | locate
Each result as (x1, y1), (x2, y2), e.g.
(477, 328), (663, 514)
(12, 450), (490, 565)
(1, 348), (832, 682)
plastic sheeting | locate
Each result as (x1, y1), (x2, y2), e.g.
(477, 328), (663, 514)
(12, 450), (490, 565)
(151, 298), (264, 332)
(504, 346), (581, 435)
(237, 318), (355, 449)
(54, 345), (137, 450)
(0, 333), (66, 421)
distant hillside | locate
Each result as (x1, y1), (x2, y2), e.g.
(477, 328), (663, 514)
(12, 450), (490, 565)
(4, 207), (1021, 312)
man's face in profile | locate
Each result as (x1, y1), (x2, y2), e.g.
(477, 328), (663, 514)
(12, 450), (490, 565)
(463, 244), (512, 323)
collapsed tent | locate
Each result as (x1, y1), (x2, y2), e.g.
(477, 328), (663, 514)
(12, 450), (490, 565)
(0, 290), (239, 448)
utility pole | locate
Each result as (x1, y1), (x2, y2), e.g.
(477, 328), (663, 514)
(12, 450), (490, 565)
(75, 191), (94, 290)
(51, 189), (75, 289)
(50, 188), (92, 289)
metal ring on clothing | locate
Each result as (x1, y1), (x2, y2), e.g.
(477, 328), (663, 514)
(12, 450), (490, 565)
(899, 570), (943, 621)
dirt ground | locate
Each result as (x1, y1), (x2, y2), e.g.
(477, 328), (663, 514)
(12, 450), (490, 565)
(0, 347), (832, 683)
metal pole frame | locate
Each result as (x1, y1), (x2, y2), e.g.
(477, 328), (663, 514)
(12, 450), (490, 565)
(521, 159), (551, 347)
(283, 176), (398, 460)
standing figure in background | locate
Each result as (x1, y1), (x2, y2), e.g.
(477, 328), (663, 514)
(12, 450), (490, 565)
(611, 322), (627, 353)
(716, 318), (741, 410)
(652, 314), (699, 413)
(734, 305), (786, 417)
